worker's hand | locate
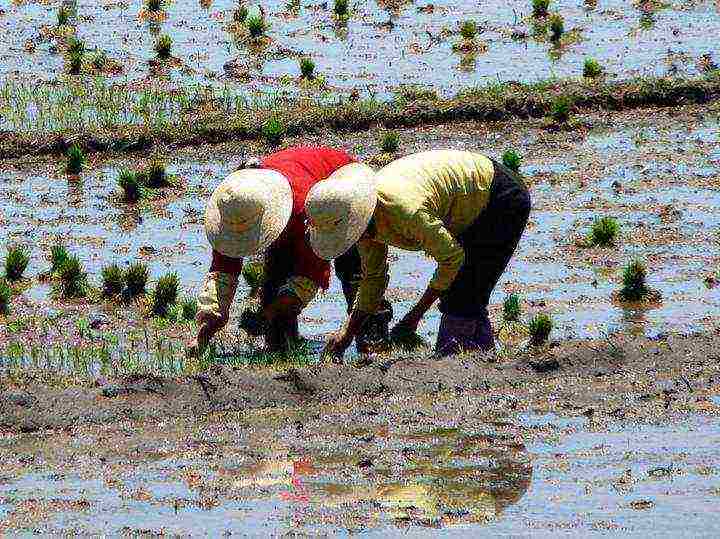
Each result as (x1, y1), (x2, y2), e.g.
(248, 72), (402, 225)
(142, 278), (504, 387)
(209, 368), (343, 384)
(392, 312), (421, 337)
(323, 331), (352, 362)
(263, 294), (302, 323)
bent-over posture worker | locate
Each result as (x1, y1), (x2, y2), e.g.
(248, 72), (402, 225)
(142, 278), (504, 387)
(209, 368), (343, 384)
(304, 149), (531, 358)
(190, 146), (392, 355)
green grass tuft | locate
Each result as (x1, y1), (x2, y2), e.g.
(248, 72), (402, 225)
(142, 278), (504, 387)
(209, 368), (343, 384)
(583, 57), (603, 78)
(549, 14), (564, 42)
(143, 159), (169, 187)
(380, 130), (400, 153)
(334, 0), (349, 18)
(68, 50), (83, 75)
(529, 312), (553, 345)
(91, 51), (108, 71)
(262, 118), (285, 146)
(154, 35), (172, 59)
(242, 261), (265, 295)
(152, 272), (179, 317)
(246, 14), (267, 39)
(125, 262), (149, 298)
(67, 37), (85, 56)
(299, 57), (315, 79)
(532, 0), (550, 18)
(50, 244), (69, 275)
(503, 293), (522, 322)
(101, 264), (125, 297)
(58, 255), (87, 298)
(550, 95), (572, 123)
(118, 169), (142, 202)
(57, 6), (71, 26)
(146, 0), (164, 12)
(502, 149), (522, 172)
(181, 296), (198, 321)
(233, 4), (248, 23)
(65, 144), (85, 174)
(620, 260), (648, 301)
(459, 20), (478, 41)
(0, 278), (10, 315)
(588, 216), (620, 247)
(5, 245), (30, 282)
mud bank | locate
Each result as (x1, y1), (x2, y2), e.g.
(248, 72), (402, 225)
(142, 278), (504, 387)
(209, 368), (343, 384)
(2, 331), (719, 433)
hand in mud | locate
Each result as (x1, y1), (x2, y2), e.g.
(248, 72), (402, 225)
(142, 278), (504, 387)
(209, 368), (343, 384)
(323, 332), (351, 362)
(392, 315), (420, 338)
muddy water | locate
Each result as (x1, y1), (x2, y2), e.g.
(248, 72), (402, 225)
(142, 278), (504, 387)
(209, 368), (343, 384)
(1, 0), (718, 97)
(1, 411), (719, 534)
(2, 110), (719, 350)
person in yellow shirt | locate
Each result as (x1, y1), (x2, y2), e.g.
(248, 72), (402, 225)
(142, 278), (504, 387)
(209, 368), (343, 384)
(304, 149), (531, 358)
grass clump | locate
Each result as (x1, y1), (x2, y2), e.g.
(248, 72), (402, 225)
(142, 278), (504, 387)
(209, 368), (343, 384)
(118, 169), (142, 202)
(459, 20), (478, 41)
(550, 95), (572, 123)
(233, 4), (248, 23)
(0, 278), (10, 315)
(380, 131), (400, 153)
(154, 35), (172, 59)
(67, 37), (85, 56)
(143, 159), (169, 187)
(246, 14), (267, 39)
(181, 296), (198, 321)
(242, 261), (265, 295)
(549, 14), (564, 42)
(68, 51), (83, 75)
(588, 216), (620, 247)
(334, 0), (350, 19)
(50, 244), (69, 275)
(532, 0), (550, 18)
(583, 57), (603, 79)
(146, 0), (165, 12)
(529, 312), (552, 345)
(502, 149), (522, 172)
(299, 57), (315, 79)
(91, 51), (108, 71)
(65, 144), (85, 175)
(57, 5), (71, 26)
(151, 272), (179, 317)
(5, 245), (30, 282)
(101, 264), (125, 297)
(125, 262), (149, 298)
(620, 260), (649, 301)
(58, 255), (87, 298)
(503, 293), (522, 322)
(262, 118), (285, 146)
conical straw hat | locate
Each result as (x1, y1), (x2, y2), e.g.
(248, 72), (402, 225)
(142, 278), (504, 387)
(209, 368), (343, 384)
(204, 169), (292, 258)
(305, 162), (377, 260)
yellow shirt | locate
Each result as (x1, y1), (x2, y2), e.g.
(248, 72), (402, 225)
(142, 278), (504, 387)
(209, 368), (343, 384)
(355, 150), (495, 313)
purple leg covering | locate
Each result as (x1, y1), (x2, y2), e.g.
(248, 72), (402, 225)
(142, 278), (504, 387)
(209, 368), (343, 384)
(435, 311), (495, 357)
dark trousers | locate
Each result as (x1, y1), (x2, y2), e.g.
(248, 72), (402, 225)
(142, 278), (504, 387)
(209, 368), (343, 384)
(263, 246), (392, 351)
(438, 159), (531, 317)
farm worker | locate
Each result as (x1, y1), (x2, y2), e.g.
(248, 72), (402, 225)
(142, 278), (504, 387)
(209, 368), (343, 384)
(190, 146), (392, 356)
(305, 149), (531, 359)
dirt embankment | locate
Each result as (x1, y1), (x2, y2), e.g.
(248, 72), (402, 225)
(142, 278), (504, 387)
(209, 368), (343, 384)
(2, 331), (719, 433)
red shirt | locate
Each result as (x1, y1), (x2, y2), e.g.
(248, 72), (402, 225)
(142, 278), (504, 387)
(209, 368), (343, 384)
(211, 147), (355, 290)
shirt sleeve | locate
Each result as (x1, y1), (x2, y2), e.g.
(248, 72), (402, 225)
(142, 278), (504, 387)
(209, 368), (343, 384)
(197, 271), (239, 322)
(276, 276), (319, 307)
(412, 210), (465, 292)
(355, 239), (389, 314)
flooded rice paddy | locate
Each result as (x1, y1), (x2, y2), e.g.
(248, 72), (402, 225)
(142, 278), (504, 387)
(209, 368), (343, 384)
(0, 0), (718, 97)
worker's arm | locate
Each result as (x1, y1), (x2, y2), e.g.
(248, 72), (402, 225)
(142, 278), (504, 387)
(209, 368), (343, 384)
(393, 211), (464, 334)
(323, 239), (388, 359)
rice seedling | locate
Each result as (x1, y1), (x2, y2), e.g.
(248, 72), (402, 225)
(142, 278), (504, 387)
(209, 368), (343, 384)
(583, 57), (603, 78)
(503, 293), (522, 322)
(262, 118), (285, 146)
(58, 255), (87, 298)
(299, 57), (315, 79)
(68, 50), (83, 75)
(588, 216), (620, 247)
(550, 95), (571, 123)
(57, 5), (71, 26)
(233, 3), (248, 23)
(118, 169), (142, 202)
(91, 51), (108, 71)
(502, 149), (522, 172)
(181, 296), (198, 321)
(459, 20), (478, 41)
(242, 261), (265, 295)
(389, 325), (427, 351)
(246, 14), (267, 39)
(0, 278), (10, 315)
(334, 0), (350, 19)
(67, 37), (85, 56)
(549, 14), (564, 42)
(380, 130), (400, 153)
(151, 272), (179, 317)
(5, 245), (30, 282)
(154, 34), (172, 59)
(101, 264), (125, 297)
(532, 0), (550, 18)
(125, 262), (149, 297)
(529, 312), (552, 345)
(65, 144), (85, 174)
(146, 0), (165, 12)
(50, 244), (69, 275)
(143, 158), (169, 187)
(620, 260), (648, 301)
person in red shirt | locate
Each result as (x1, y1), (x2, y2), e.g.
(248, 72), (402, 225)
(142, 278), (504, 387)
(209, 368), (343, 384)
(190, 147), (392, 355)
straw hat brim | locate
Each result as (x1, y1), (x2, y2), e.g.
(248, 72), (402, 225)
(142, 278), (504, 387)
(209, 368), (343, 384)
(204, 169), (292, 258)
(306, 162), (378, 261)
